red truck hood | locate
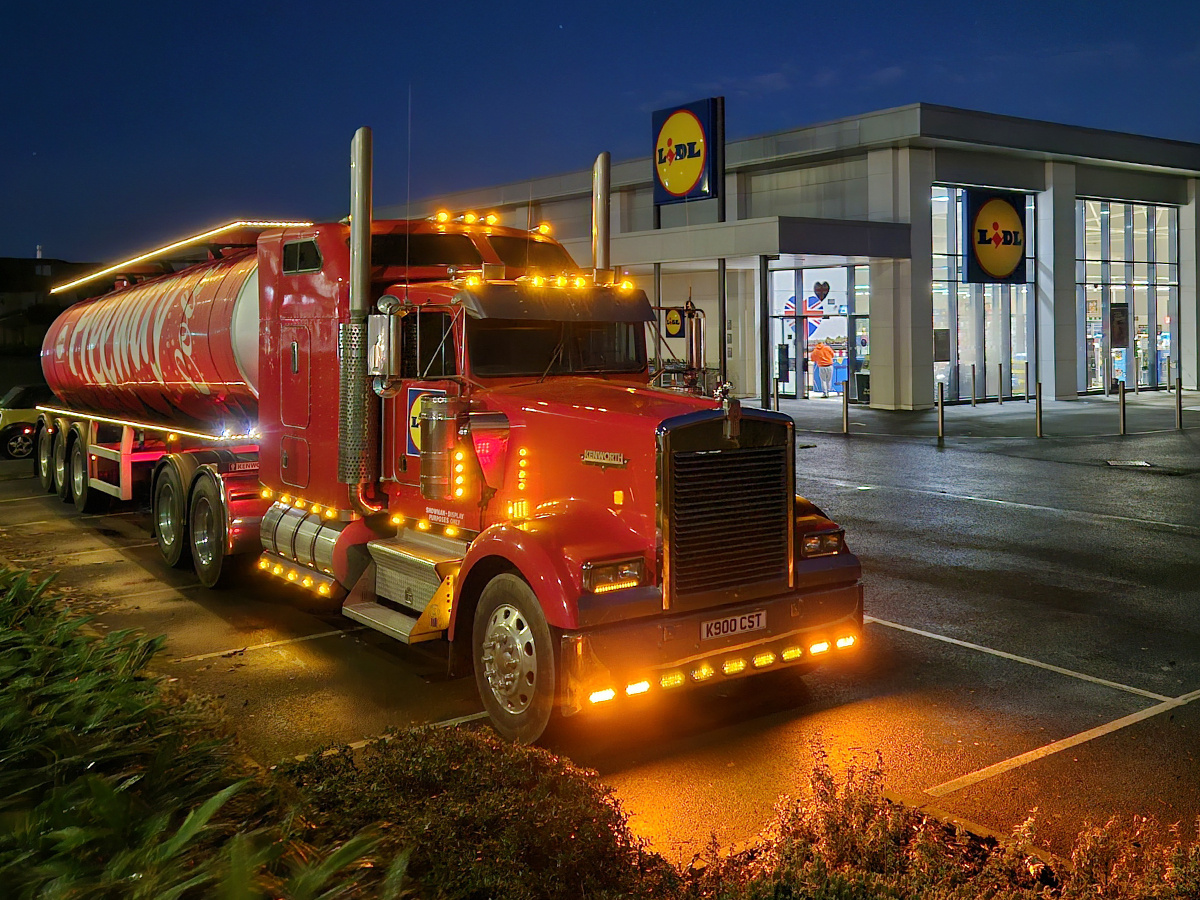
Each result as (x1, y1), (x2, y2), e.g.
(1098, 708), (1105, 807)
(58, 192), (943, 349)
(476, 378), (717, 432)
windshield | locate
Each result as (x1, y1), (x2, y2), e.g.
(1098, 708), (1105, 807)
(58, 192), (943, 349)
(0, 385), (53, 409)
(467, 318), (646, 377)
(369, 233), (482, 268)
(486, 236), (576, 272)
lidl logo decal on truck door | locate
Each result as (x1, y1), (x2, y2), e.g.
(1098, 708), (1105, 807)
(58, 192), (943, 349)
(406, 387), (446, 456)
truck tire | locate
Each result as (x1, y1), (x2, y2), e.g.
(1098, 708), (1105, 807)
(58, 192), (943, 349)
(0, 424), (34, 460)
(70, 440), (105, 514)
(472, 574), (557, 743)
(54, 431), (72, 503)
(188, 475), (228, 588)
(36, 427), (56, 493)
(153, 466), (190, 568)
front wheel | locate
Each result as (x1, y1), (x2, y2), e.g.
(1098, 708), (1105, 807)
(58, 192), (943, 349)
(472, 574), (557, 744)
(188, 476), (228, 588)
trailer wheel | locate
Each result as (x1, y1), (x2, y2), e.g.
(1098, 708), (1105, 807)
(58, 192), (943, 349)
(54, 431), (72, 503)
(69, 440), (105, 514)
(0, 424), (34, 460)
(189, 476), (228, 588)
(36, 427), (56, 493)
(473, 574), (557, 743)
(153, 466), (190, 568)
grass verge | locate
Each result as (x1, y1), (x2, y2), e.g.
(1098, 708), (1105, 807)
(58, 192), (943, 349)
(3, 564), (1200, 899)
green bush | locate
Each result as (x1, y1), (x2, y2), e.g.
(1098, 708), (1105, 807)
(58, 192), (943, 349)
(279, 728), (679, 899)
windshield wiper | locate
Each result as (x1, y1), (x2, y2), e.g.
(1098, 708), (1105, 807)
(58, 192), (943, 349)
(538, 325), (566, 382)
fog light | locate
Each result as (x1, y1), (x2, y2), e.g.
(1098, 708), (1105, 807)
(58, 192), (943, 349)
(836, 635), (856, 649)
(660, 671), (685, 689)
(723, 658), (747, 675)
(782, 646), (803, 661)
(753, 651), (776, 669)
(589, 688), (616, 704)
(692, 663), (714, 682)
(625, 681), (650, 696)
(809, 641), (830, 655)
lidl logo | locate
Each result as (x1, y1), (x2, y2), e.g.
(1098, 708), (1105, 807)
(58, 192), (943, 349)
(406, 387), (446, 456)
(664, 307), (685, 338)
(655, 111), (707, 197)
(964, 191), (1027, 284)
(652, 98), (719, 206)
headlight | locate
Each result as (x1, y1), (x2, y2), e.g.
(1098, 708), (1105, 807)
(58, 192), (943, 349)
(582, 557), (644, 593)
(800, 530), (844, 558)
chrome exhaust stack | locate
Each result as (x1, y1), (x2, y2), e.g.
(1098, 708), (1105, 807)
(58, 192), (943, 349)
(340, 126), (381, 514)
(591, 151), (612, 283)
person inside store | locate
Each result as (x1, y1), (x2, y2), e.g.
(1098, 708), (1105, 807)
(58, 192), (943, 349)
(810, 341), (835, 397)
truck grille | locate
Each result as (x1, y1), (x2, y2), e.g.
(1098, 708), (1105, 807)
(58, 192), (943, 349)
(668, 444), (790, 608)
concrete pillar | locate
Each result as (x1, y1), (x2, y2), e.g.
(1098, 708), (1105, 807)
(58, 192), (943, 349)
(866, 148), (934, 410)
(1180, 179), (1200, 389)
(1035, 161), (1079, 399)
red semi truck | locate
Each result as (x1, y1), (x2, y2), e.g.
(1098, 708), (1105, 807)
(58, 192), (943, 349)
(33, 129), (862, 742)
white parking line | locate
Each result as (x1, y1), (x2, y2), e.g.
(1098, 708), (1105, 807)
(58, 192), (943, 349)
(172, 626), (368, 663)
(926, 686), (1200, 797)
(46, 540), (159, 560)
(0, 493), (53, 504)
(808, 476), (1200, 535)
(0, 511), (142, 528)
(866, 616), (1172, 702)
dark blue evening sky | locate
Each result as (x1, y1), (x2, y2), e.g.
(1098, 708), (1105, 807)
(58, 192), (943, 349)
(3, 0), (1199, 263)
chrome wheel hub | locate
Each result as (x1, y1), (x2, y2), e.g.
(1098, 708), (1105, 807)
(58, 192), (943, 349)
(157, 483), (177, 546)
(72, 450), (85, 495)
(481, 603), (537, 714)
(192, 496), (215, 567)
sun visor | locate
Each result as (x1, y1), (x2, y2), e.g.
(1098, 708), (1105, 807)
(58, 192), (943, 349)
(455, 282), (653, 322)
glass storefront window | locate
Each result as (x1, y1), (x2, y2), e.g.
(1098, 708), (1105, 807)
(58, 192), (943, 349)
(931, 186), (1035, 401)
(1076, 198), (1178, 392)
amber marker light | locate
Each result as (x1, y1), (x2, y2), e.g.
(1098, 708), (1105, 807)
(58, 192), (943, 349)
(260, 488), (273, 499)
(434, 210), (451, 223)
(836, 635), (857, 649)
(293, 500), (307, 511)
(692, 663), (715, 682)
(258, 558), (270, 570)
(781, 646), (804, 662)
(573, 276), (586, 289)
(417, 520), (430, 531)
(625, 681), (650, 696)
(167, 433), (178, 442)
(464, 274), (482, 287)
(753, 651), (777, 669)
(532, 222), (551, 235)
(463, 212), (478, 224)
(310, 504), (323, 515)
(279, 495), (291, 505)
(723, 658), (747, 675)
(809, 641), (831, 655)
(391, 514), (404, 525)
(589, 688), (616, 704)
(272, 564), (284, 576)
(555, 275), (567, 288)
(660, 672), (685, 689)
(323, 508), (337, 519)
(619, 279), (634, 291)
(484, 213), (498, 225)
(531, 275), (545, 287)
(444, 525), (460, 538)
(317, 583), (330, 596)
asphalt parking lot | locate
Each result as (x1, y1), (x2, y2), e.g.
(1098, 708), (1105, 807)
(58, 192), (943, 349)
(2, 392), (1197, 864)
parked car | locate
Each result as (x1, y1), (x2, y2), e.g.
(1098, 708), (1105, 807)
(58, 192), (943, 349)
(0, 384), (57, 459)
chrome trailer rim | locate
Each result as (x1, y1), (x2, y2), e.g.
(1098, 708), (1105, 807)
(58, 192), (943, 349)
(480, 602), (538, 714)
(191, 494), (217, 569)
(157, 482), (178, 547)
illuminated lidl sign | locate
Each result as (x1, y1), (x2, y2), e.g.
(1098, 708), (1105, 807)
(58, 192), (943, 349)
(964, 190), (1027, 283)
(652, 99), (718, 206)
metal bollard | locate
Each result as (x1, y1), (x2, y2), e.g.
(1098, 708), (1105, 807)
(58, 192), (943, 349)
(971, 364), (977, 407)
(1035, 382), (1043, 438)
(1177, 377), (1184, 430)
(842, 382), (849, 435)
(998, 363), (1003, 405)
(1119, 381), (1126, 436)
(938, 381), (945, 441)
(772, 378), (779, 411)
(1025, 361), (1030, 402)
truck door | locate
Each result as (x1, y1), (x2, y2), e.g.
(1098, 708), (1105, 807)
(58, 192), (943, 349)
(393, 308), (461, 488)
(279, 321), (311, 487)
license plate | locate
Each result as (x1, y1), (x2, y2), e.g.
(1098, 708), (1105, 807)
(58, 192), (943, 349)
(701, 609), (767, 641)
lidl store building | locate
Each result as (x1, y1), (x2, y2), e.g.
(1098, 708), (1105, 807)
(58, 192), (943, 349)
(383, 103), (1200, 410)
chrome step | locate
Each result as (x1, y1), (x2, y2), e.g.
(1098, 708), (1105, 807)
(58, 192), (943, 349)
(342, 599), (421, 643)
(367, 530), (466, 613)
